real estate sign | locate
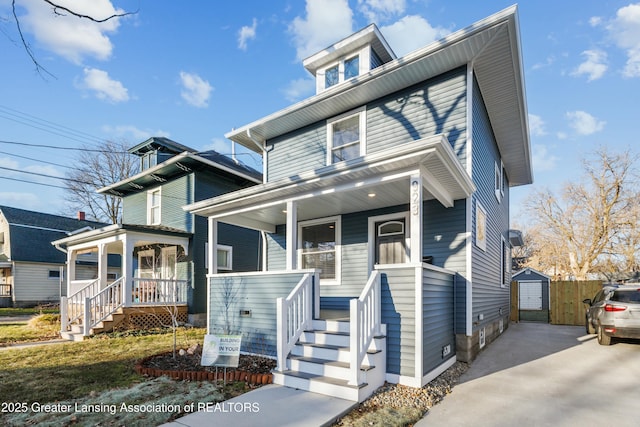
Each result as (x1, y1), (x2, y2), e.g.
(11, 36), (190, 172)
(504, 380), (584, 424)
(201, 334), (241, 367)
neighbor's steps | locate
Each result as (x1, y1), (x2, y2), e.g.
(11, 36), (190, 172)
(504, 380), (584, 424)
(273, 318), (386, 402)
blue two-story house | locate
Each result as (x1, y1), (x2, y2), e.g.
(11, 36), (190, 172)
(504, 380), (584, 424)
(186, 6), (532, 401)
(53, 137), (262, 340)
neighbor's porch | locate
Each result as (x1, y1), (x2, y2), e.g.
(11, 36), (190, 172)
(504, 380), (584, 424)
(52, 224), (192, 337)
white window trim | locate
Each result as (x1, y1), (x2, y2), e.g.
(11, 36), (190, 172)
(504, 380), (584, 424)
(326, 107), (367, 165)
(138, 249), (155, 277)
(48, 269), (61, 280)
(367, 212), (410, 272)
(494, 161), (502, 202)
(147, 187), (161, 225)
(501, 235), (510, 288)
(217, 244), (233, 271)
(500, 160), (506, 197)
(298, 215), (342, 286)
(317, 48), (367, 92)
(161, 246), (177, 279)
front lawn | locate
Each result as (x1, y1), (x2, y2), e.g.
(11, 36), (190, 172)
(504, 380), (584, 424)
(0, 328), (238, 426)
(0, 314), (61, 345)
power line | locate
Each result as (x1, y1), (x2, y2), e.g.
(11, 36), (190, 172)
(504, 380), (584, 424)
(0, 175), (68, 190)
(0, 149), (73, 169)
(0, 165), (96, 186)
(0, 139), (128, 154)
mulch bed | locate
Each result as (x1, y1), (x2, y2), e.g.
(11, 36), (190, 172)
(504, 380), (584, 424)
(136, 345), (276, 385)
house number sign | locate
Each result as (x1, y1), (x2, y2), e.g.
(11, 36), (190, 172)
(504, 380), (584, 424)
(411, 179), (420, 216)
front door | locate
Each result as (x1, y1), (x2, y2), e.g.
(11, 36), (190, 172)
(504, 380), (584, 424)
(375, 219), (407, 264)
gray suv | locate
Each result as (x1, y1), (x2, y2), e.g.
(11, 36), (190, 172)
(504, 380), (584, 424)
(583, 285), (640, 345)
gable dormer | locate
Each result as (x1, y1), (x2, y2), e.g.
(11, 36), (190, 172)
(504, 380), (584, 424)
(303, 24), (396, 94)
(128, 137), (196, 171)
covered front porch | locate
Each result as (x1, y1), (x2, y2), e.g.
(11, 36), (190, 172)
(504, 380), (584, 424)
(187, 135), (474, 400)
(52, 224), (192, 338)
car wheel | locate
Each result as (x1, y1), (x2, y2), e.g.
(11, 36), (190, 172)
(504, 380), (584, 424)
(586, 315), (595, 334)
(597, 324), (611, 346)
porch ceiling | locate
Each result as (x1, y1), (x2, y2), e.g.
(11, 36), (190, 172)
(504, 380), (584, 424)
(187, 134), (475, 232)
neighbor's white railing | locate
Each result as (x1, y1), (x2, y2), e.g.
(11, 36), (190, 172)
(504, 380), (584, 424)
(276, 273), (314, 372)
(83, 277), (124, 336)
(131, 278), (188, 305)
(61, 278), (100, 332)
(349, 270), (381, 386)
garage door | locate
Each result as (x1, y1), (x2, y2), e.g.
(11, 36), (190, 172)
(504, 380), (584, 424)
(519, 280), (542, 310)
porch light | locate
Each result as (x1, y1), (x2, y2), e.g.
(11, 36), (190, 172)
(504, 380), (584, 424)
(368, 192), (376, 198)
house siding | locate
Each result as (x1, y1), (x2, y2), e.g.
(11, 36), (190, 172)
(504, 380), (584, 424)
(209, 272), (311, 356)
(380, 267), (415, 377)
(12, 262), (63, 305)
(0, 214), (10, 257)
(265, 67), (467, 182)
(470, 77), (510, 332)
(422, 267), (456, 375)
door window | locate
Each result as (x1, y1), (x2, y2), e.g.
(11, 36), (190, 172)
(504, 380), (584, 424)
(375, 219), (406, 264)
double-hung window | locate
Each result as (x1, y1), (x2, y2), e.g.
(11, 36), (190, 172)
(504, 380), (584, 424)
(327, 109), (366, 164)
(148, 188), (161, 225)
(323, 55), (360, 90)
(299, 217), (341, 283)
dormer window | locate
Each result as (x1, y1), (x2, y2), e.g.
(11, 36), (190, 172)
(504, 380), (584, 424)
(323, 55), (361, 90)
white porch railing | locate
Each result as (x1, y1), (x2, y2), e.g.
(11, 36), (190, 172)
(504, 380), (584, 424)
(61, 278), (100, 331)
(349, 270), (382, 386)
(83, 277), (124, 336)
(276, 273), (314, 372)
(131, 278), (188, 305)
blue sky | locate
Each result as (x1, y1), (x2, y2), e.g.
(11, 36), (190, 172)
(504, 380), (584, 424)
(1, 0), (639, 225)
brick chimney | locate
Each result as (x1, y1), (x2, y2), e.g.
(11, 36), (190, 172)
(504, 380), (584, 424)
(77, 211), (86, 221)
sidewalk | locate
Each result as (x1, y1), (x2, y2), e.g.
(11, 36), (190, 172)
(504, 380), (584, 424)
(161, 384), (357, 427)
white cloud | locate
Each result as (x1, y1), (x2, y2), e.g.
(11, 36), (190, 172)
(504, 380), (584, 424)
(81, 67), (129, 103)
(238, 18), (257, 51)
(0, 157), (20, 170)
(380, 15), (450, 57)
(0, 192), (41, 209)
(528, 114), (547, 137)
(358, 0), (406, 22)
(566, 110), (606, 135)
(179, 71), (213, 108)
(531, 144), (558, 172)
(24, 164), (64, 178)
(556, 131), (568, 140)
(102, 125), (170, 141)
(20, 0), (124, 64)
(202, 138), (231, 154)
(607, 3), (640, 77)
(589, 16), (603, 27)
(572, 49), (608, 81)
(289, 0), (353, 61)
(282, 77), (315, 102)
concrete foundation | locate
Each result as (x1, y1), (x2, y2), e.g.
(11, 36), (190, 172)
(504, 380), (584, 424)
(455, 315), (510, 362)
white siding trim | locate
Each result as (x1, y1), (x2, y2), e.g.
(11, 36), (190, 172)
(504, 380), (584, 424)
(465, 62), (474, 336)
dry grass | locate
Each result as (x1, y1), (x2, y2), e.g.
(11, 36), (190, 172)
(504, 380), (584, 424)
(0, 314), (61, 345)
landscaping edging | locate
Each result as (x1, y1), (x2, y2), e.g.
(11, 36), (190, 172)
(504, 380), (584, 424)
(135, 353), (273, 386)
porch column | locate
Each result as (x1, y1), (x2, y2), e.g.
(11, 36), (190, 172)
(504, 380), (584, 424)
(122, 236), (134, 307)
(208, 217), (218, 275)
(286, 201), (298, 270)
(67, 250), (77, 294)
(410, 174), (423, 263)
(98, 243), (108, 288)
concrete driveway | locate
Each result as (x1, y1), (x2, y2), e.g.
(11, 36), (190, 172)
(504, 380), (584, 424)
(418, 322), (640, 427)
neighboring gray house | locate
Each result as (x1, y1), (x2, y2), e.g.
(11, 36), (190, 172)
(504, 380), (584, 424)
(52, 137), (262, 339)
(512, 267), (551, 323)
(0, 206), (110, 307)
(187, 6), (531, 402)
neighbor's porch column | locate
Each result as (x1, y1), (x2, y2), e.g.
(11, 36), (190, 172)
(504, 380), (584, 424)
(122, 236), (134, 307)
(286, 201), (298, 270)
(98, 243), (108, 289)
(67, 249), (77, 294)
(208, 217), (218, 275)
(410, 173), (423, 263)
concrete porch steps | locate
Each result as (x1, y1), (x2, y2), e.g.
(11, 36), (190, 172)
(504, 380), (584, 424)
(273, 318), (386, 402)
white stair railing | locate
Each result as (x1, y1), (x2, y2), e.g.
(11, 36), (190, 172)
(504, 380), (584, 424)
(131, 278), (188, 305)
(276, 273), (313, 372)
(349, 270), (381, 386)
(62, 278), (100, 331)
(83, 277), (124, 336)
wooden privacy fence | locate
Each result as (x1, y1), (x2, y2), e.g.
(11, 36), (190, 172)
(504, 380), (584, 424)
(549, 281), (603, 325)
(511, 280), (604, 325)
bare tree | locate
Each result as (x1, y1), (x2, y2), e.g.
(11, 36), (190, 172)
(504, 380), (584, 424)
(9, 0), (136, 77)
(523, 147), (638, 280)
(64, 140), (138, 224)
